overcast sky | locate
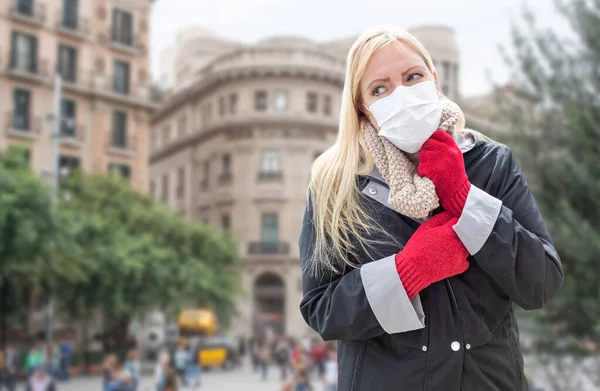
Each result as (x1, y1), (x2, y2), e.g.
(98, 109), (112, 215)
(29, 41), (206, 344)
(150, 0), (568, 97)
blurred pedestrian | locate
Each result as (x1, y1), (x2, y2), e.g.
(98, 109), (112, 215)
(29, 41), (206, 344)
(309, 340), (326, 378)
(24, 345), (44, 376)
(275, 338), (290, 381)
(103, 354), (133, 391)
(156, 353), (178, 391)
(259, 341), (271, 381)
(25, 367), (56, 391)
(323, 347), (338, 391)
(184, 342), (201, 388)
(1, 346), (17, 391)
(123, 350), (141, 391)
(59, 340), (73, 381)
(238, 336), (246, 358)
(292, 353), (311, 391)
(173, 344), (187, 385)
(250, 338), (260, 372)
(46, 345), (60, 379)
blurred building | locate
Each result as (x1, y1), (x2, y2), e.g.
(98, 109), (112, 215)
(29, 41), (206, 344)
(150, 26), (465, 339)
(0, 0), (156, 341)
(0, 0), (156, 193)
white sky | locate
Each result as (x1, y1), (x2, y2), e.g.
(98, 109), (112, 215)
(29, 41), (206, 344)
(150, 0), (568, 97)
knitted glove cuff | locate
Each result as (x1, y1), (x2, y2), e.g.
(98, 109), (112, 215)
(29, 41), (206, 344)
(443, 180), (471, 217)
(394, 252), (429, 300)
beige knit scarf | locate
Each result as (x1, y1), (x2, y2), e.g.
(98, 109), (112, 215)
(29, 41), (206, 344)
(363, 99), (463, 220)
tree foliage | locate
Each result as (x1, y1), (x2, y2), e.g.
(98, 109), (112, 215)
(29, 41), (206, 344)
(499, 0), (600, 340)
(0, 147), (242, 349)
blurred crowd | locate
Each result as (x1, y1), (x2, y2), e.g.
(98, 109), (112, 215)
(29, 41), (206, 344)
(244, 336), (338, 391)
(0, 341), (73, 391)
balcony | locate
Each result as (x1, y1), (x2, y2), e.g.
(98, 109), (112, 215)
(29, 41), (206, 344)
(2, 53), (50, 84)
(247, 242), (290, 255)
(9, 1), (46, 27)
(257, 171), (283, 182)
(106, 135), (137, 156)
(218, 172), (232, 185)
(56, 9), (89, 40)
(5, 111), (42, 139)
(105, 32), (145, 56)
(59, 125), (85, 146)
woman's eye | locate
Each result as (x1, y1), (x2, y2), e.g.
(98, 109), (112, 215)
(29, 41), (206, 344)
(372, 86), (387, 96)
(407, 73), (424, 82)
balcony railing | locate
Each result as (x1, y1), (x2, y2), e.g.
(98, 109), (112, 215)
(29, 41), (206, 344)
(5, 111), (42, 138)
(56, 9), (89, 39)
(106, 135), (137, 154)
(248, 242), (290, 255)
(57, 69), (151, 104)
(257, 171), (283, 181)
(59, 125), (85, 143)
(2, 53), (50, 83)
(10, 1), (46, 26)
(218, 172), (233, 185)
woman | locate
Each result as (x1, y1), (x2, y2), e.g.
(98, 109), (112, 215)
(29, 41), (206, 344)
(299, 26), (564, 390)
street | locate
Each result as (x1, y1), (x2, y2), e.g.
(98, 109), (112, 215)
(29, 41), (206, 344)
(17, 364), (321, 391)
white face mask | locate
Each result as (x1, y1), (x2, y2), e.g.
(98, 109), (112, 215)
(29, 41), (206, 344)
(367, 80), (442, 153)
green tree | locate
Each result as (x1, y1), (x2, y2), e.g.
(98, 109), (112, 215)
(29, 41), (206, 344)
(499, 0), (600, 341)
(57, 173), (242, 351)
(0, 146), (85, 347)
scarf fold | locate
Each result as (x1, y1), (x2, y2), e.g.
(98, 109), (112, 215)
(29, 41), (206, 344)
(362, 98), (463, 220)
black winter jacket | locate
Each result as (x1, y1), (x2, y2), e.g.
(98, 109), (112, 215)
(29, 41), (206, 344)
(299, 134), (563, 391)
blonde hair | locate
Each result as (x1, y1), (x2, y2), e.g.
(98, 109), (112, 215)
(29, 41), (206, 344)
(308, 26), (466, 274)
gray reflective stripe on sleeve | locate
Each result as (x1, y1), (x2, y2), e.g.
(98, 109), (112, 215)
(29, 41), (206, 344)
(453, 185), (503, 255)
(360, 254), (425, 334)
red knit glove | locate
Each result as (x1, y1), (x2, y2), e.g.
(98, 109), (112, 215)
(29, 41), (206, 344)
(418, 130), (471, 217)
(395, 212), (469, 299)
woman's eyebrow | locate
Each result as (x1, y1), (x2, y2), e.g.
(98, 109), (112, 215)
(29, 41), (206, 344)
(366, 77), (391, 91)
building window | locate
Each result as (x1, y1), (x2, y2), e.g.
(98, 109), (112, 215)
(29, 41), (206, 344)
(218, 97), (225, 117)
(201, 161), (209, 191)
(151, 132), (158, 150)
(306, 92), (318, 113)
(15, 0), (34, 15)
(177, 167), (185, 198)
(259, 151), (281, 180)
(111, 111), (127, 148)
(111, 8), (133, 46)
(274, 91), (288, 112)
(161, 174), (168, 202)
(261, 213), (279, 244)
(221, 214), (230, 231)
(219, 154), (232, 184)
(162, 125), (171, 144)
(177, 115), (187, 137)
(58, 45), (77, 83)
(150, 180), (156, 197)
(60, 99), (76, 137)
(113, 60), (130, 95)
(229, 94), (238, 115)
(108, 163), (131, 180)
(59, 155), (80, 177)
(323, 95), (332, 116)
(61, 0), (79, 29)
(12, 89), (30, 131)
(255, 91), (267, 111)
(201, 103), (212, 125)
(11, 31), (37, 73)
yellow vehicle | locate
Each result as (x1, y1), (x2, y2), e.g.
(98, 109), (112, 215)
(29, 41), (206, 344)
(177, 309), (237, 370)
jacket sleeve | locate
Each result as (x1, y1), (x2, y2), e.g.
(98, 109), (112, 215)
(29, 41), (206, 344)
(453, 146), (563, 310)
(299, 192), (425, 341)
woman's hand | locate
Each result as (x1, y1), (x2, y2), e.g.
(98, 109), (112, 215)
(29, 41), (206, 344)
(395, 212), (469, 299)
(417, 130), (471, 217)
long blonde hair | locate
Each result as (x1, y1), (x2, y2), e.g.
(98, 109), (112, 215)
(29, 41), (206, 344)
(308, 26), (466, 275)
